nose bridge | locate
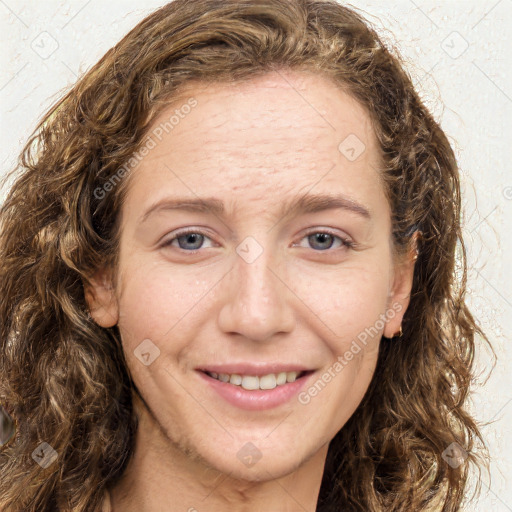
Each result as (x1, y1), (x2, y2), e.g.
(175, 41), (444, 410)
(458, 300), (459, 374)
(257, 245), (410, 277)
(217, 233), (295, 341)
(237, 235), (276, 303)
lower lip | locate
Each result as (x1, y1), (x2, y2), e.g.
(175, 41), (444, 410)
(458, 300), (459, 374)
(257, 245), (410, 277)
(197, 371), (314, 411)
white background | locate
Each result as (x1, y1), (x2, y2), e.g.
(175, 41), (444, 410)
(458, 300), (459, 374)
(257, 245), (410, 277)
(1, 1), (511, 510)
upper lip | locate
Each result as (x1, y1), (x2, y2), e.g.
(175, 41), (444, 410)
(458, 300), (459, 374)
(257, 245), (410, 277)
(196, 363), (315, 376)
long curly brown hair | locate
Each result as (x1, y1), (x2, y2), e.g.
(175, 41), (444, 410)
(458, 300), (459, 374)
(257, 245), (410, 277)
(0, 1), (492, 510)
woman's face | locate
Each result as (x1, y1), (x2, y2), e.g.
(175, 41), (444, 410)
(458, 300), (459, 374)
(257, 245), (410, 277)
(88, 70), (413, 480)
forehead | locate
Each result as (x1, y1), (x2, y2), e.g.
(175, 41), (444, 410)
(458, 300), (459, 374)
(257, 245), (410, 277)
(157, 70), (377, 156)
(123, 70), (384, 219)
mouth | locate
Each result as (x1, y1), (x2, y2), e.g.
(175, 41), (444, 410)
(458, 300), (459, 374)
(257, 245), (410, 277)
(198, 369), (315, 391)
(196, 366), (316, 411)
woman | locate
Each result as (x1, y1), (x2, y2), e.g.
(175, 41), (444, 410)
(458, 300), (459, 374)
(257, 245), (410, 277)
(0, 0), (491, 510)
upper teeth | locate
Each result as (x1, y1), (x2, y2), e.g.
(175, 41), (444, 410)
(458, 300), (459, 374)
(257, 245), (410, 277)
(207, 371), (302, 390)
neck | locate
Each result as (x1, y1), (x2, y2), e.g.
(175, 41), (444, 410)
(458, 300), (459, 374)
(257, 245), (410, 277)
(109, 392), (328, 512)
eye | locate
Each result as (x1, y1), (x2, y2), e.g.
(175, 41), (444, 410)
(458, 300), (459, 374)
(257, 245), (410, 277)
(161, 228), (354, 253)
(295, 230), (354, 251)
(161, 229), (215, 252)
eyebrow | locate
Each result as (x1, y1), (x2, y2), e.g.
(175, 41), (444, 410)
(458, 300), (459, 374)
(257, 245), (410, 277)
(139, 192), (372, 224)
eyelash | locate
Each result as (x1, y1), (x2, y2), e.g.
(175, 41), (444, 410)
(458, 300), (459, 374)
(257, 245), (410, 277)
(161, 228), (355, 253)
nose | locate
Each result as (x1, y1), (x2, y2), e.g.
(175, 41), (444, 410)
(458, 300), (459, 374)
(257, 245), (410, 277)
(216, 237), (295, 343)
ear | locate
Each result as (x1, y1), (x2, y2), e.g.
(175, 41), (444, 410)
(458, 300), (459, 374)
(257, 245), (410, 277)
(83, 267), (119, 328)
(383, 232), (420, 338)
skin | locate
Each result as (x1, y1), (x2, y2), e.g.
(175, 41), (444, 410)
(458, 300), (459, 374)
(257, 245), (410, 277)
(86, 69), (416, 512)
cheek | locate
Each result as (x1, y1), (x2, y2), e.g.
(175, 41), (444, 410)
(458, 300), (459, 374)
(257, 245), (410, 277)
(296, 267), (388, 428)
(292, 262), (391, 352)
(116, 258), (216, 353)
(297, 266), (390, 425)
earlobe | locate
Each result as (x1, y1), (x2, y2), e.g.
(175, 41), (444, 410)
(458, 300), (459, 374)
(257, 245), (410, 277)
(83, 268), (119, 328)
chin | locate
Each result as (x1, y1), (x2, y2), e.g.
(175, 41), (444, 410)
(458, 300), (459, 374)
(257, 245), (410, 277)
(218, 457), (301, 483)
(199, 441), (312, 483)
